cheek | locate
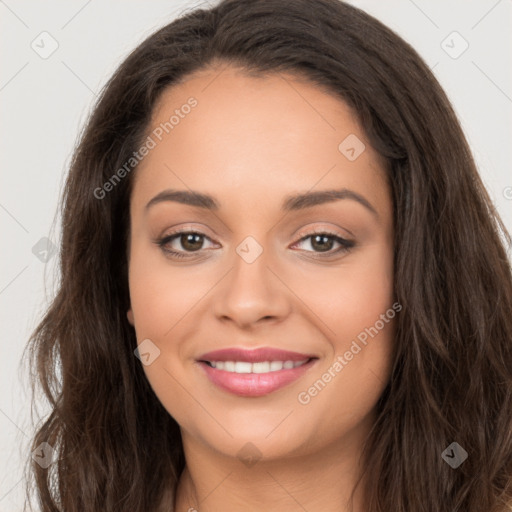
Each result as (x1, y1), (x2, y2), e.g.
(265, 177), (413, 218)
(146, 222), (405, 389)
(291, 241), (395, 418)
(128, 244), (203, 340)
(291, 239), (395, 346)
(295, 252), (395, 438)
(294, 319), (395, 453)
(127, 248), (197, 420)
(330, 260), (394, 342)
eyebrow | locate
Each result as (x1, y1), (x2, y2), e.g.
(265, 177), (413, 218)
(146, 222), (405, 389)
(145, 188), (379, 217)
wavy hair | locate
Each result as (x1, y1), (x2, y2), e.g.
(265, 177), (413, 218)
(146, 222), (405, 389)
(23, 0), (512, 510)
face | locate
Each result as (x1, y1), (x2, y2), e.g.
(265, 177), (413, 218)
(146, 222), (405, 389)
(127, 64), (396, 462)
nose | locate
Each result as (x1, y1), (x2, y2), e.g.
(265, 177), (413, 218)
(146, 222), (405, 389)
(212, 246), (291, 330)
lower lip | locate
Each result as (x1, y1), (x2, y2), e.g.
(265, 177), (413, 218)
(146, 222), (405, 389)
(197, 359), (317, 397)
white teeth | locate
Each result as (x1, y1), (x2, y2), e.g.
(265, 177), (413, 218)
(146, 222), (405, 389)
(224, 361), (235, 372)
(252, 362), (270, 373)
(269, 361), (283, 371)
(208, 359), (309, 373)
(234, 361), (252, 373)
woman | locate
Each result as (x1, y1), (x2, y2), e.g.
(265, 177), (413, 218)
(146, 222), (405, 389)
(23, 0), (512, 510)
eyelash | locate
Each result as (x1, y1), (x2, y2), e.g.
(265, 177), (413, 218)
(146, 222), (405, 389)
(154, 228), (355, 260)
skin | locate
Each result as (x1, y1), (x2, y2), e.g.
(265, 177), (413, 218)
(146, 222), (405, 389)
(127, 63), (396, 512)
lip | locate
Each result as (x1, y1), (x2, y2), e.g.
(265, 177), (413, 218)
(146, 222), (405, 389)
(196, 347), (318, 397)
(197, 347), (317, 363)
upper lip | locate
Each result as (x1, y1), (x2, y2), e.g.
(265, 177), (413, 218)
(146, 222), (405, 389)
(197, 347), (317, 363)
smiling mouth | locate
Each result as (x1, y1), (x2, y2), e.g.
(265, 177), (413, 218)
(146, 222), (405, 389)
(197, 357), (318, 397)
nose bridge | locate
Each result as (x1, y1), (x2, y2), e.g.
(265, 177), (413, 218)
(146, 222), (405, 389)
(231, 232), (276, 300)
(212, 232), (290, 326)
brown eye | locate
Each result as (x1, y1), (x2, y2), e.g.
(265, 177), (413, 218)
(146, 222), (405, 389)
(293, 231), (355, 257)
(177, 233), (204, 252)
(309, 234), (336, 252)
(156, 230), (214, 259)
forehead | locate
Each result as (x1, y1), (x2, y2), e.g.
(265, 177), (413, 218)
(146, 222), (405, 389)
(131, 65), (389, 216)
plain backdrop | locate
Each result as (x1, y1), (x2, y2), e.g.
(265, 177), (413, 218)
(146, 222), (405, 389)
(1, 0), (511, 510)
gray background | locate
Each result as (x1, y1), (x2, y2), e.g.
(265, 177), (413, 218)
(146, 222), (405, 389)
(1, 0), (511, 509)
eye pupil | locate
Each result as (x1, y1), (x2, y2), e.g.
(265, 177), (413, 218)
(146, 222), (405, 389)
(181, 233), (203, 251)
(311, 234), (333, 252)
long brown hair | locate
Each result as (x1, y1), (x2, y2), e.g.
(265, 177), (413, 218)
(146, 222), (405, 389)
(22, 0), (512, 510)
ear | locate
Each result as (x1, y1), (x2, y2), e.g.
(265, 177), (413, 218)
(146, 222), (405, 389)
(127, 308), (135, 326)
